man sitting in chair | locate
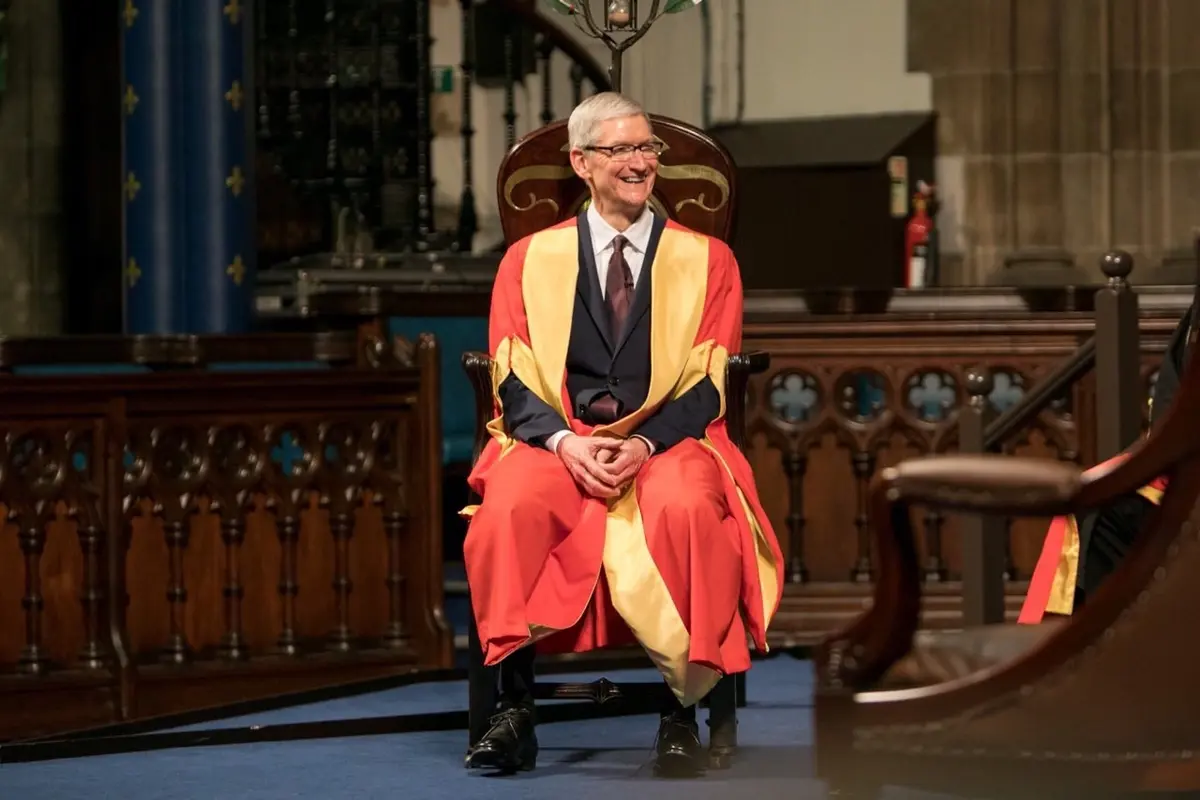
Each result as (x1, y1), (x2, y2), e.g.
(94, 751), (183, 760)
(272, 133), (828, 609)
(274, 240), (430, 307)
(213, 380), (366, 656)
(1020, 302), (1193, 623)
(462, 92), (783, 777)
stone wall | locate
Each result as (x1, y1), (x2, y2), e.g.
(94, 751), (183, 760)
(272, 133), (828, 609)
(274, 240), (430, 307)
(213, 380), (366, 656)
(0, 0), (62, 334)
(909, 0), (1200, 286)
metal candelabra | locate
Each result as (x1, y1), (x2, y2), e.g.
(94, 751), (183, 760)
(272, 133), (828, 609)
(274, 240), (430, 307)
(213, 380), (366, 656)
(551, 0), (666, 92)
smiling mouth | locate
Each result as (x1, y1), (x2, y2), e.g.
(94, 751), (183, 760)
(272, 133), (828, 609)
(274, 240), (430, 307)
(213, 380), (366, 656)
(621, 176), (646, 184)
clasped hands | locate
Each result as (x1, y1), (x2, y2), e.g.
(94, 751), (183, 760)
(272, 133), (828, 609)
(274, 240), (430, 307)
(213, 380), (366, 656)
(557, 434), (650, 499)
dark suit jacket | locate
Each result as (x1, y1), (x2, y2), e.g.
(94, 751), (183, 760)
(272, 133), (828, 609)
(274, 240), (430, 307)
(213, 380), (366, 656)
(1149, 299), (1192, 426)
(497, 212), (721, 452)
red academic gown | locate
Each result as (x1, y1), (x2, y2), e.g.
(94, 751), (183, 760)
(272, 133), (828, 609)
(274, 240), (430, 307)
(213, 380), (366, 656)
(461, 217), (784, 706)
(1017, 452), (1167, 624)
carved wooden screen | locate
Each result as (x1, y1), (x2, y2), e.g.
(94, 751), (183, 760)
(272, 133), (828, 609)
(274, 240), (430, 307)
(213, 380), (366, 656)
(495, 114), (739, 245)
(254, 0), (431, 265)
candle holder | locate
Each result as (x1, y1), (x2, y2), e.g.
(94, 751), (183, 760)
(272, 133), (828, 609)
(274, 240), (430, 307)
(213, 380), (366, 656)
(544, 0), (702, 92)
(606, 0), (634, 29)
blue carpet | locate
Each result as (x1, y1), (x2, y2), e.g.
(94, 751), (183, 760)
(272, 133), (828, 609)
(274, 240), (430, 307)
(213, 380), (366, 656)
(0, 656), (962, 800)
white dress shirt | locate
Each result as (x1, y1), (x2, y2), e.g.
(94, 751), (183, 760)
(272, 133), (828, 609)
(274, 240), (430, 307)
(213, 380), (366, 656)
(588, 203), (654, 299)
(546, 204), (656, 456)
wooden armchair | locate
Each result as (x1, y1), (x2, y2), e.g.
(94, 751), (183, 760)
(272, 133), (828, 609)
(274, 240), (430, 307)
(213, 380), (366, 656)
(814, 281), (1200, 796)
(462, 114), (765, 770)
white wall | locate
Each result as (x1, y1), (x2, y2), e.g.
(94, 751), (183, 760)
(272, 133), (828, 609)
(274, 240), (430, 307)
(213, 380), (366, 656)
(429, 0), (933, 250)
(626, 0), (932, 125)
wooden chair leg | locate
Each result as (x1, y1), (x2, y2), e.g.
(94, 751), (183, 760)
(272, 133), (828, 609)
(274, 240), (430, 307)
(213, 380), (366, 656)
(466, 606), (497, 749)
(706, 674), (738, 769)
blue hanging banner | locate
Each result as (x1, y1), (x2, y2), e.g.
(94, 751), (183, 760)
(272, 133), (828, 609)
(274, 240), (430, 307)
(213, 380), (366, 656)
(179, 0), (253, 334)
(121, 0), (187, 334)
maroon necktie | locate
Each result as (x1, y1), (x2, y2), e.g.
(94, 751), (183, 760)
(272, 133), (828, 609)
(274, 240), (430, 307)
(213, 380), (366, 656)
(587, 235), (634, 423)
(605, 235), (634, 343)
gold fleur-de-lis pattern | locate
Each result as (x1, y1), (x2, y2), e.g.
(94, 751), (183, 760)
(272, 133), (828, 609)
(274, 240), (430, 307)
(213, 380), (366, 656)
(125, 171), (141, 201)
(225, 80), (243, 111)
(126, 258), (143, 288)
(226, 255), (246, 286)
(124, 0), (253, 332)
(225, 166), (245, 197)
(122, 0), (156, 330)
(222, 1), (247, 289)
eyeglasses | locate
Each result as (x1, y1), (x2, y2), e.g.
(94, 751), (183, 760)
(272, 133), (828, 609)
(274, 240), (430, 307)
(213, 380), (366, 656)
(583, 140), (665, 161)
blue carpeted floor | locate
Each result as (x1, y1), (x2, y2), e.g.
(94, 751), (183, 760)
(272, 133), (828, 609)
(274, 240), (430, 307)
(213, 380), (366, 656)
(0, 656), (962, 800)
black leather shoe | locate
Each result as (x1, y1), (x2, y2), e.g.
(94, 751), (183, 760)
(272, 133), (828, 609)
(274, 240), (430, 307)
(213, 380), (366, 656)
(464, 706), (538, 773)
(653, 713), (704, 778)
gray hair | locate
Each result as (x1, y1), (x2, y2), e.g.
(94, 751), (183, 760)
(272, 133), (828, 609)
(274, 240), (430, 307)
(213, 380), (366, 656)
(567, 92), (651, 150)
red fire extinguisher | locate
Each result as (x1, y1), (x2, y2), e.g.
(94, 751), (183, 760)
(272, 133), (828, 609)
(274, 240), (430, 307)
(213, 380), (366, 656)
(905, 183), (937, 288)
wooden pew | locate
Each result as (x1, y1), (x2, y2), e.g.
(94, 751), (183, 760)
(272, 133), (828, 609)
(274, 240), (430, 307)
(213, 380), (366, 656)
(0, 332), (452, 741)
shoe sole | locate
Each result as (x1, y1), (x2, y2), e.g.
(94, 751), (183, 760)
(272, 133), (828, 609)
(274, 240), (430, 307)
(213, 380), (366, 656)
(464, 750), (537, 773)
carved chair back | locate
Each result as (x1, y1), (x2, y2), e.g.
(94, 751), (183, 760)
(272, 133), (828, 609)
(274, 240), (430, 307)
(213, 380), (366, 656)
(495, 114), (739, 245)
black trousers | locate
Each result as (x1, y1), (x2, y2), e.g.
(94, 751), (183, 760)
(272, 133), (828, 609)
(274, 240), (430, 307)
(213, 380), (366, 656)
(499, 645), (694, 719)
(1075, 492), (1156, 605)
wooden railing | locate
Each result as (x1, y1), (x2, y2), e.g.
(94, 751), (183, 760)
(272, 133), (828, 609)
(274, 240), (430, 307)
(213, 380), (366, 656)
(0, 333), (451, 741)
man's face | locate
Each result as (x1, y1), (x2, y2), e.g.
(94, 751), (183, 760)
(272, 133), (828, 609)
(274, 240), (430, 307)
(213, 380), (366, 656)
(570, 114), (659, 215)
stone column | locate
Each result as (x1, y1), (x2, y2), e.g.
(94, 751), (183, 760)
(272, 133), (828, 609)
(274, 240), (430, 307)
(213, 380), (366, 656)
(0, 0), (64, 334)
(907, 0), (1200, 287)
(1155, 0), (1200, 282)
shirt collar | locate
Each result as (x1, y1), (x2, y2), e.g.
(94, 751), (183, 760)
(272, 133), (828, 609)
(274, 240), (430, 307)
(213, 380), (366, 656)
(586, 203), (654, 255)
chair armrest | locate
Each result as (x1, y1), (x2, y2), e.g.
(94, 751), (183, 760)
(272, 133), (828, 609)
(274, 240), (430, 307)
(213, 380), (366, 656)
(728, 350), (770, 377)
(726, 351), (769, 452)
(816, 453), (1083, 692)
(462, 351), (493, 466)
(882, 454), (1083, 517)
